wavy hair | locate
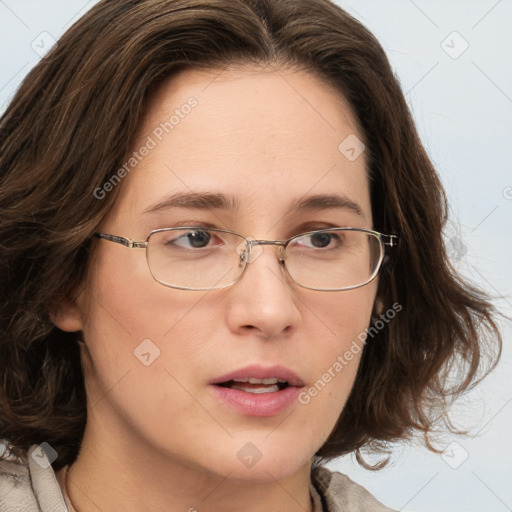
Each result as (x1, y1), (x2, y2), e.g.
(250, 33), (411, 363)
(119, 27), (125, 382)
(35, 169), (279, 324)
(0, 0), (502, 471)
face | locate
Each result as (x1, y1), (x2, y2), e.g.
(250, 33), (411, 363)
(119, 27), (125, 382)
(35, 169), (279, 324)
(59, 66), (377, 483)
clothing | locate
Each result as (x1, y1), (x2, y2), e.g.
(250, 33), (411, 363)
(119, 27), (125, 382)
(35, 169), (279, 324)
(0, 443), (396, 511)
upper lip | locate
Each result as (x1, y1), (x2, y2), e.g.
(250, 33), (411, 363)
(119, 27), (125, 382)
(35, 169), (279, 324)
(210, 364), (305, 387)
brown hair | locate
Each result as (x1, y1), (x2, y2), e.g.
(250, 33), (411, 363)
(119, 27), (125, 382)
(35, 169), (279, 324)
(0, 0), (502, 471)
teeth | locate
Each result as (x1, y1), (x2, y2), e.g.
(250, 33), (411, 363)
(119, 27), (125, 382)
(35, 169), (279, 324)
(219, 377), (290, 393)
(230, 383), (280, 393)
(231, 378), (287, 385)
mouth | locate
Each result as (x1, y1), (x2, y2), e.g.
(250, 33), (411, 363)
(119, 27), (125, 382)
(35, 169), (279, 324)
(210, 364), (304, 392)
(216, 377), (290, 394)
(209, 364), (304, 416)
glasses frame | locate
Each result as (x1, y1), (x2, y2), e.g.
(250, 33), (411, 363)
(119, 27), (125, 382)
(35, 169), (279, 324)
(93, 227), (399, 291)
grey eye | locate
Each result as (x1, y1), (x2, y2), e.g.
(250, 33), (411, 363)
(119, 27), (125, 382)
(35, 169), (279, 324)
(309, 232), (333, 248)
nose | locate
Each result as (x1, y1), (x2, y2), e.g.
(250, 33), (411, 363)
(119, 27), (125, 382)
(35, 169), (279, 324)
(225, 244), (301, 339)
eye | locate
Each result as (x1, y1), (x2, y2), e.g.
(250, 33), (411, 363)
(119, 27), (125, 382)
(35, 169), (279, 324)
(168, 230), (220, 249)
(309, 231), (334, 248)
(295, 231), (343, 249)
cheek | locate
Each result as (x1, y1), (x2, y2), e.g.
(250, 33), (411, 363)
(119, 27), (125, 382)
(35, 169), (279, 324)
(308, 284), (376, 350)
(83, 244), (219, 339)
(79, 247), (221, 396)
(297, 286), (375, 426)
(78, 254), (223, 446)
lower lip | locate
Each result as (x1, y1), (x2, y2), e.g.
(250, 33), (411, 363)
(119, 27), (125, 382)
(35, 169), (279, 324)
(210, 385), (302, 417)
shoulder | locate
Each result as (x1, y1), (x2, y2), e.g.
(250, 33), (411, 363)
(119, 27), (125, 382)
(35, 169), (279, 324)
(312, 465), (397, 512)
(0, 440), (68, 512)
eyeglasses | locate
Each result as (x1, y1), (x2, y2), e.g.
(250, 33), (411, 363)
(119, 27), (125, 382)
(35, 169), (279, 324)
(93, 227), (398, 291)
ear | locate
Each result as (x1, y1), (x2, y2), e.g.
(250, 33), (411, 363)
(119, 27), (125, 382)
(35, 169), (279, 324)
(373, 298), (384, 316)
(371, 298), (384, 324)
(50, 300), (84, 332)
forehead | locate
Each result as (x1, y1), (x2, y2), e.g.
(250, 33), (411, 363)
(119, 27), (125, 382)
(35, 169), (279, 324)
(106, 65), (371, 228)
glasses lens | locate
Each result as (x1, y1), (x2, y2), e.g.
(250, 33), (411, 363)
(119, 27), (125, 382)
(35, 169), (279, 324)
(285, 229), (383, 290)
(147, 228), (247, 290)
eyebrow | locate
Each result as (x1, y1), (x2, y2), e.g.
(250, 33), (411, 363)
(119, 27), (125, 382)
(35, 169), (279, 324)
(143, 191), (365, 219)
(290, 194), (365, 219)
(143, 192), (239, 214)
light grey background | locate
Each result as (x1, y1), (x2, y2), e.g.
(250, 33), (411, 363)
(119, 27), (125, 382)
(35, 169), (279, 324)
(0, 1), (510, 511)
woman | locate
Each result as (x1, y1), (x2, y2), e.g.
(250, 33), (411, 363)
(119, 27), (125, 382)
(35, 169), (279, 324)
(0, 0), (502, 511)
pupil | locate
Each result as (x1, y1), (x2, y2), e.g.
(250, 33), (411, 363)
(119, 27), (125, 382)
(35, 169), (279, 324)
(187, 230), (211, 248)
(311, 232), (331, 248)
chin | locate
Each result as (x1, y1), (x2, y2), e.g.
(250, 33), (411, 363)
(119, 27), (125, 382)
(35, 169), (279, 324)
(203, 438), (312, 483)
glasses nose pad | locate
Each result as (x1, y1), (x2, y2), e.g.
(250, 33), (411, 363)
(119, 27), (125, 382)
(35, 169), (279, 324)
(278, 245), (286, 266)
(235, 240), (248, 268)
(235, 238), (257, 267)
(235, 237), (264, 266)
(239, 249), (249, 268)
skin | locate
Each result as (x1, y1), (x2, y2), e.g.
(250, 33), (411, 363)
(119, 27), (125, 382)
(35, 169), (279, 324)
(53, 65), (378, 512)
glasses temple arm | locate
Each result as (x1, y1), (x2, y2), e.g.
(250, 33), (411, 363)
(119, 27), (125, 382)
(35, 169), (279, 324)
(93, 233), (147, 248)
